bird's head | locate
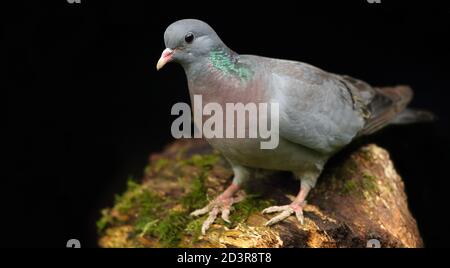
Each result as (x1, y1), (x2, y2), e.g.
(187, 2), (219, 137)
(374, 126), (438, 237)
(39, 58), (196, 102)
(156, 19), (224, 70)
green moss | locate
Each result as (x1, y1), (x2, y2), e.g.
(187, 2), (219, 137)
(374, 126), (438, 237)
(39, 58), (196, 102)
(338, 170), (378, 197)
(116, 179), (164, 214)
(183, 154), (219, 169)
(153, 212), (189, 247)
(154, 158), (169, 172)
(96, 209), (112, 233)
(185, 216), (206, 242)
(341, 179), (358, 195)
(360, 149), (373, 161)
(137, 219), (159, 237)
(230, 195), (274, 224)
(175, 147), (188, 161)
(179, 153), (219, 210)
(330, 158), (360, 195)
(124, 153), (212, 247)
(99, 152), (275, 247)
(137, 211), (189, 247)
(181, 173), (208, 210)
(344, 159), (358, 174)
(97, 178), (162, 234)
(362, 172), (378, 193)
(143, 165), (152, 175)
(134, 176), (208, 247)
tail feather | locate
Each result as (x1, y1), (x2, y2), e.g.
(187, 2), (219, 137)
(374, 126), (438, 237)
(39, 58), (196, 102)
(390, 108), (436, 124)
(340, 75), (434, 137)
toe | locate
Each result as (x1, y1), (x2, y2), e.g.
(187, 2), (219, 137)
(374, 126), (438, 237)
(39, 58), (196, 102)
(201, 207), (219, 235)
(264, 208), (294, 226)
(190, 204), (211, 217)
(262, 205), (290, 214)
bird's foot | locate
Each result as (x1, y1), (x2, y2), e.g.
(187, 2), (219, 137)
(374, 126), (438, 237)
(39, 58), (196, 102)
(262, 201), (307, 226)
(190, 193), (244, 234)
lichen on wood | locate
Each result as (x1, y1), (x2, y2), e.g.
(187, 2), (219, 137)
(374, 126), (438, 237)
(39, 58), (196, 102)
(98, 140), (423, 248)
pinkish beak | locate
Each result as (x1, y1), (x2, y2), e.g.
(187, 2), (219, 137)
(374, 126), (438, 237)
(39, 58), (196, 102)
(156, 48), (174, 70)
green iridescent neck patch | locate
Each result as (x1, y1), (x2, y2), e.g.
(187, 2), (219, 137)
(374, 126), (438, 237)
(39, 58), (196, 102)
(209, 49), (253, 82)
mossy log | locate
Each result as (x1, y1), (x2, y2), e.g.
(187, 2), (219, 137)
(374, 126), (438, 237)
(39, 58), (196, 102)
(97, 139), (423, 248)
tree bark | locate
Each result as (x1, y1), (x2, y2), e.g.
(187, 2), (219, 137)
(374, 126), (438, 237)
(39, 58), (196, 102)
(98, 139), (423, 248)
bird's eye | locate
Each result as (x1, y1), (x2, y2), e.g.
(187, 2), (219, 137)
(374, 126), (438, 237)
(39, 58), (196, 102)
(184, 32), (194, 43)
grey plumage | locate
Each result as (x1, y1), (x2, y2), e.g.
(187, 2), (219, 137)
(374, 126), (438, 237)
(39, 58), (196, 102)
(157, 19), (433, 233)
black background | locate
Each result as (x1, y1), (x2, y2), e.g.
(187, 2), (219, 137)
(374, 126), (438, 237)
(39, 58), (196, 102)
(4, 0), (450, 248)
